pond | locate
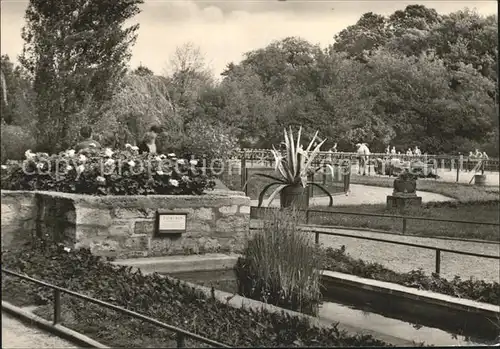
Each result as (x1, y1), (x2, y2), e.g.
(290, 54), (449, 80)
(166, 269), (498, 347)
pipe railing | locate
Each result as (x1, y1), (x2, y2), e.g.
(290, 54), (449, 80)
(1, 269), (231, 348)
(248, 218), (500, 276)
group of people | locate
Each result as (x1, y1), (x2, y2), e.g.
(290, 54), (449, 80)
(469, 149), (489, 159)
(75, 125), (163, 154)
(385, 145), (423, 156)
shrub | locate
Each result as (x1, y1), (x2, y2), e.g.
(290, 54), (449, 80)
(236, 208), (322, 315)
(0, 147), (215, 195)
(0, 125), (36, 162)
(183, 120), (239, 164)
(1, 242), (390, 347)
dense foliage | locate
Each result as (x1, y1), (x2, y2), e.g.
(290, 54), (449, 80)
(1, 4), (497, 160)
(236, 208), (322, 315)
(321, 246), (500, 305)
(1, 242), (390, 347)
(0, 148), (215, 195)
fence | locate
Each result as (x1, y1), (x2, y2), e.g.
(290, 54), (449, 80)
(1, 269), (231, 348)
(238, 149), (499, 185)
(250, 206), (500, 276)
(250, 207), (500, 238)
(240, 150), (351, 197)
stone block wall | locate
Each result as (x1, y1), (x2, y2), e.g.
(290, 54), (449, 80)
(1, 190), (251, 258)
(1, 191), (37, 249)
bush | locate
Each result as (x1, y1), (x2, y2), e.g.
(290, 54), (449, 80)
(183, 120), (239, 164)
(0, 125), (36, 163)
(236, 208), (322, 315)
(1, 242), (390, 347)
(0, 147), (215, 195)
(321, 246), (500, 305)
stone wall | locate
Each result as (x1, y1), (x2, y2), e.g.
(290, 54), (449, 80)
(1, 190), (251, 258)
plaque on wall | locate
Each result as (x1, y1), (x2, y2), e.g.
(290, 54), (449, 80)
(155, 211), (187, 236)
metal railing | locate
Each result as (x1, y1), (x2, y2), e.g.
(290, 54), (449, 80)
(250, 206), (500, 240)
(238, 149), (500, 180)
(249, 221), (500, 276)
(302, 228), (500, 276)
(1, 269), (231, 348)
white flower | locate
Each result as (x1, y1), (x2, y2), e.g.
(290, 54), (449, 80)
(79, 154), (87, 162)
(169, 179), (179, 187)
(66, 165), (73, 171)
(105, 158), (115, 166)
(128, 160), (135, 168)
(125, 143), (132, 148)
(40, 152), (49, 157)
(159, 154), (167, 159)
(181, 175), (190, 182)
(177, 159), (185, 165)
(63, 247), (71, 253)
(77, 164), (85, 173)
(36, 162), (44, 169)
(189, 159), (198, 166)
(25, 150), (34, 159)
(167, 153), (176, 157)
(131, 146), (139, 151)
(156, 170), (164, 175)
(65, 149), (76, 157)
(1, 165), (7, 170)
(96, 176), (106, 184)
(154, 156), (162, 161)
(104, 148), (114, 157)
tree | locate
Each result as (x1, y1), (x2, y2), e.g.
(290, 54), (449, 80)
(0, 55), (35, 127)
(428, 9), (498, 80)
(19, 0), (143, 152)
(163, 42), (214, 128)
(332, 12), (391, 59)
(132, 64), (154, 76)
(366, 49), (495, 153)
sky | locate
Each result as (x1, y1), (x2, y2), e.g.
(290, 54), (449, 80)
(1, 0), (497, 76)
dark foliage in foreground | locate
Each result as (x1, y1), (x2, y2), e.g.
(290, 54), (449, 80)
(1, 242), (390, 347)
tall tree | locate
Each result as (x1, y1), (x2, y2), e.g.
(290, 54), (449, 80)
(19, 0), (143, 152)
(332, 12), (391, 59)
(0, 55), (35, 127)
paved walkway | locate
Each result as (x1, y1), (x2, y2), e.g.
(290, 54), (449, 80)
(252, 184), (454, 207)
(310, 226), (500, 283)
(2, 312), (79, 348)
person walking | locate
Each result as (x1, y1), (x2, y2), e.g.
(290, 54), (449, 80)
(356, 143), (370, 176)
(75, 126), (101, 153)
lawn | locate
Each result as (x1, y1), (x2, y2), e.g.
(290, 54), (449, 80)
(310, 201), (500, 241)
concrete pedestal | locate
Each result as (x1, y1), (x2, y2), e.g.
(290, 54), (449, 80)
(386, 194), (422, 210)
(474, 175), (486, 186)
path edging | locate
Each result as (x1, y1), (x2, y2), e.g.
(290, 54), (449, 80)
(2, 300), (109, 349)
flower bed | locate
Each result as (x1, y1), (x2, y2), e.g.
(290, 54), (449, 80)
(321, 246), (500, 305)
(0, 147), (215, 195)
(1, 242), (390, 347)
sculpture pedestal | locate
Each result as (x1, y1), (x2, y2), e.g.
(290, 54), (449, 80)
(386, 193), (422, 210)
(474, 175), (486, 186)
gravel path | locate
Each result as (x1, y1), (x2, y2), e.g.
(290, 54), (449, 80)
(2, 312), (79, 348)
(252, 184), (454, 207)
(312, 226), (500, 283)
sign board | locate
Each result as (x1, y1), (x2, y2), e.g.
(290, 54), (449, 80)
(155, 211), (187, 236)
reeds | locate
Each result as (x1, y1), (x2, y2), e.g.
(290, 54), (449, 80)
(236, 207), (322, 315)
